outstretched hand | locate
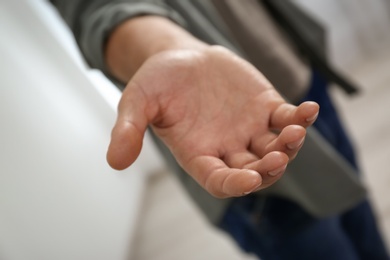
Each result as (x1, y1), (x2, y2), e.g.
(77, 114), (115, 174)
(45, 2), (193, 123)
(106, 46), (319, 198)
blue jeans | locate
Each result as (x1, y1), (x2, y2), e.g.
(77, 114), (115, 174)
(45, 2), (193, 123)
(220, 196), (389, 260)
(219, 69), (389, 260)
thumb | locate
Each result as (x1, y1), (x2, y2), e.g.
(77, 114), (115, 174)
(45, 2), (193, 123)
(106, 84), (149, 170)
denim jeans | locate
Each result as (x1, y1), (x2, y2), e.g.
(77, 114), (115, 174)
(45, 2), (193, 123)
(219, 69), (389, 260)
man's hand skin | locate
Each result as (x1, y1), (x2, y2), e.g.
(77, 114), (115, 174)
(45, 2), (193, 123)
(104, 16), (319, 198)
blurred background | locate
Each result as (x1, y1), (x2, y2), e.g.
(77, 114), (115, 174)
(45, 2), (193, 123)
(1, 0), (389, 259)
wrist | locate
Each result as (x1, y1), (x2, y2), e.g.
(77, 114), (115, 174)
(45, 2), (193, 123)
(105, 15), (208, 83)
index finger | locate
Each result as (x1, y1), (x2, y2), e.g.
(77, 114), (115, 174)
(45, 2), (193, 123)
(270, 101), (319, 130)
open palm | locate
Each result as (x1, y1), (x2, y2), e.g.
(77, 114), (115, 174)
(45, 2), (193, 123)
(107, 46), (319, 198)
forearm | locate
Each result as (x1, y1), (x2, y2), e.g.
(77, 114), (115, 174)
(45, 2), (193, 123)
(105, 15), (208, 83)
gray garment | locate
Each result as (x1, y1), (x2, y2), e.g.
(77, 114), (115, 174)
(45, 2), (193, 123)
(50, 0), (187, 76)
(213, 0), (310, 103)
(50, 0), (366, 224)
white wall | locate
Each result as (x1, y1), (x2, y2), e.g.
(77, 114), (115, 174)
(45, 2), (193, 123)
(0, 1), (165, 259)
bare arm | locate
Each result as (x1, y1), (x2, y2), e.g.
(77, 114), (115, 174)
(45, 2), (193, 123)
(106, 16), (207, 82)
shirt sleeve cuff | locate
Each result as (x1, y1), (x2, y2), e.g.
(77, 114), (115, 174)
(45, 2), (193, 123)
(78, 2), (187, 77)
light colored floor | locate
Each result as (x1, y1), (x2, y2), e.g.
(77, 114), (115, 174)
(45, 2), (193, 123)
(130, 50), (390, 259)
(130, 170), (257, 260)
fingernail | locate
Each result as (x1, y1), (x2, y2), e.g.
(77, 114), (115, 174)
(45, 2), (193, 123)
(268, 165), (287, 177)
(287, 137), (305, 150)
(306, 112), (319, 122)
(245, 179), (263, 195)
